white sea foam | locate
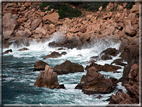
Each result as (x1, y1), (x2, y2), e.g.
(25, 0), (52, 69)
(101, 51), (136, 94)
(117, 82), (127, 93)
(3, 32), (125, 105)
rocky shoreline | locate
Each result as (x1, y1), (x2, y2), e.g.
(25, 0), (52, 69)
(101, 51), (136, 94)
(2, 2), (140, 105)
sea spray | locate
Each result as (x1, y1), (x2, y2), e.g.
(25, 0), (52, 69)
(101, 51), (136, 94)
(2, 32), (126, 105)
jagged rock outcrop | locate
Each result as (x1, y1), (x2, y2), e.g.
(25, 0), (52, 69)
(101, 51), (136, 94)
(75, 66), (113, 94)
(109, 63), (139, 104)
(34, 65), (64, 89)
(53, 60), (84, 75)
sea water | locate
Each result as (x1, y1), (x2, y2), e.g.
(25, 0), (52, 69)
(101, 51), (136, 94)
(2, 33), (127, 105)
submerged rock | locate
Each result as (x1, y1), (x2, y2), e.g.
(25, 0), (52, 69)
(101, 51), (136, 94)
(53, 60), (84, 75)
(3, 49), (12, 55)
(34, 60), (48, 71)
(44, 51), (61, 59)
(44, 51), (67, 59)
(18, 47), (29, 51)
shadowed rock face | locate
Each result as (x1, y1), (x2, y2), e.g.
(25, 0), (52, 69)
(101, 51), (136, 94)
(109, 63), (139, 104)
(75, 66), (113, 94)
(100, 48), (119, 57)
(89, 48), (119, 62)
(85, 62), (121, 72)
(53, 60), (84, 75)
(33, 60), (48, 71)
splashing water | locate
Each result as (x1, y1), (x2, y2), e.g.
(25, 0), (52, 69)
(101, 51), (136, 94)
(2, 33), (126, 105)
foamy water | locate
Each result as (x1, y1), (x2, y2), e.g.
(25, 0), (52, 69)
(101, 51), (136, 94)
(2, 33), (127, 105)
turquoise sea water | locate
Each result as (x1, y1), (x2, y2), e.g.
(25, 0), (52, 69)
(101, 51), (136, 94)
(2, 34), (127, 105)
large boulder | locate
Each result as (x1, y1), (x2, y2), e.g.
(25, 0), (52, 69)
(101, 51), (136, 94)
(49, 36), (83, 49)
(85, 62), (121, 72)
(76, 67), (113, 94)
(34, 65), (60, 89)
(34, 60), (48, 71)
(53, 60), (84, 75)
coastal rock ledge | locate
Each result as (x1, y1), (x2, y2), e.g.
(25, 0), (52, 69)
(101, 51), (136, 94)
(53, 60), (84, 75)
(75, 66), (113, 94)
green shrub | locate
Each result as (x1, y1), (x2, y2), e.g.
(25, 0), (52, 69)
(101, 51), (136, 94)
(82, 2), (109, 11)
(40, 2), (82, 19)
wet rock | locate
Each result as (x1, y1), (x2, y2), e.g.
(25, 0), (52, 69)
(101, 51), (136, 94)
(80, 67), (113, 94)
(7, 37), (30, 48)
(120, 44), (139, 63)
(34, 65), (60, 89)
(109, 63), (139, 104)
(128, 64), (139, 82)
(44, 51), (61, 59)
(111, 59), (127, 66)
(49, 36), (83, 49)
(18, 47), (29, 51)
(61, 52), (67, 55)
(90, 54), (112, 62)
(58, 84), (66, 89)
(53, 60), (84, 75)
(96, 95), (102, 99)
(3, 49), (12, 55)
(101, 55), (112, 60)
(101, 48), (119, 57)
(57, 48), (65, 50)
(85, 62), (121, 72)
(34, 60), (48, 71)
(109, 91), (133, 104)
